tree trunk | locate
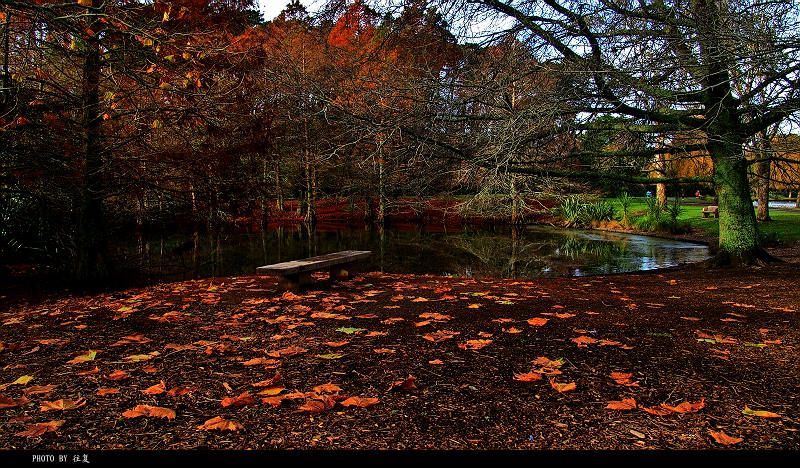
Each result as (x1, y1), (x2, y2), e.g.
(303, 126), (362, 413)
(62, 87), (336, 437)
(655, 153), (667, 208)
(304, 148), (315, 226)
(75, 18), (109, 283)
(510, 174), (521, 225)
(711, 143), (765, 263)
(755, 159), (771, 222)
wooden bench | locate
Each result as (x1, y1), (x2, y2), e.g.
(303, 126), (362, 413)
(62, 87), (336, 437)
(256, 250), (371, 291)
(702, 205), (719, 218)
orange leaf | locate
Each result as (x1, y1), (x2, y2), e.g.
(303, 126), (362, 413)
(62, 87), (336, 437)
(527, 317), (548, 326)
(261, 396), (285, 406)
(571, 336), (597, 347)
(199, 416), (242, 431)
(313, 383), (342, 394)
(221, 392), (256, 407)
(40, 399), (85, 411)
(122, 404), (175, 419)
(641, 406), (674, 416)
(0, 395), (29, 409)
(96, 387), (119, 396)
(141, 381), (166, 395)
(458, 339), (492, 350)
(14, 420), (64, 437)
(340, 396), (379, 408)
(710, 430), (743, 445)
(661, 398), (705, 414)
(422, 330), (459, 342)
(324, 341), (350, 347)
(265, 346), (307, 358)
(23, 385), (57, 395)
(606, 398), (636, 410)
(550, 380), (576, 393)
(105, 370), (130, 381)
(77, 366), (100, 376)
(533, 357), (563, 368)
(513, 372), (542, 382)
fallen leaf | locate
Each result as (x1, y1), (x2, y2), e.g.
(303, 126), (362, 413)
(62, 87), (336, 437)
(742, 406), (780, 418)
(0, 395), (29, 409)
(527, 317), (548, 326)
(256, 386), (285, 396)
(105, 370), (131, 381)
(40, 399), (86, 411)
(122, 404), (176, 419)
(340, 396), (379, 408)
(96, 388), (120, 396)
(641, 406), (673, 416)
(67, 350), (97, 365)
(167, 386), (195, 397)
(661, 398), (705, 414)
(710, 430), (743, 445)
(141, 381), (167, 395)
(336, 327), (365, 335)
(324, 341), (350, 347)
(389, 376), (417, 391)
(572, 336), (597, 347)
(315, 353), (343, 360)
(550, 380), (576, 393)
(221, 392), (257, 407)
(313, 383), (342, 394)
(199, 416), (242, 431)
(606, 398), (637, 410)
(513, 373), (542, 382)
(14, 420), (64, 437)
(23, 385), (57, 395)
(298, 396), (335, 413)
(458, 339), (492, 350)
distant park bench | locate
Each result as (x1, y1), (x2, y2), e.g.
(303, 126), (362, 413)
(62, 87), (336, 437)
(256, 250), (371, 291)
(702, 205), (719, 218)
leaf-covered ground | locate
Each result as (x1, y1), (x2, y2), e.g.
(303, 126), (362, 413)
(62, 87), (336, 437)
(1, 257), (799, 450)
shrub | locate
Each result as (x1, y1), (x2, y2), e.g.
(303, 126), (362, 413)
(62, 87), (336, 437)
(616, 191), (631, 228)
(558, 198), (615, 228)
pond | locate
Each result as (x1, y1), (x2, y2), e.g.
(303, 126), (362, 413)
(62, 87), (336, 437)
(112, 224), (711, 286)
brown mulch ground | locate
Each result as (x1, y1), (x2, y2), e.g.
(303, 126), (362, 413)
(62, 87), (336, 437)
(1, 254), (798, 450)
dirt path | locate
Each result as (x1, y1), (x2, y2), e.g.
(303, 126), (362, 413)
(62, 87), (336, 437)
(0, 259), (798, 450)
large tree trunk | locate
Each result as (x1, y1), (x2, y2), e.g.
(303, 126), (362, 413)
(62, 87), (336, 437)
(74, 18), (109, 283)
(710, 142), (767, 264)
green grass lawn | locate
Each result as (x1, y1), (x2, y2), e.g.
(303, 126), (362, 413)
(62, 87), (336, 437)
(615, 198), (800, 245)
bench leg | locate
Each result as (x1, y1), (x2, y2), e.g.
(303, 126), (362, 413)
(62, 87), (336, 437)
(329, 265), (350, 281)
(278, 272), (312, 291)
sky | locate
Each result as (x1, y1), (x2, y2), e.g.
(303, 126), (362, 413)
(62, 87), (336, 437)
(258, 0), (317, 22)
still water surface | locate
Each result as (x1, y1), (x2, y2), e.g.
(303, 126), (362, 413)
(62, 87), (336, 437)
(115, 224), (711, 285)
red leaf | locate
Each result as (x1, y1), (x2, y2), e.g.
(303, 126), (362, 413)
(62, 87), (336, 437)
(389, 376), (416, 391)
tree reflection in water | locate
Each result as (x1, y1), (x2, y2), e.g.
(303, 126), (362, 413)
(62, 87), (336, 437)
(111, 224), (710, 286)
